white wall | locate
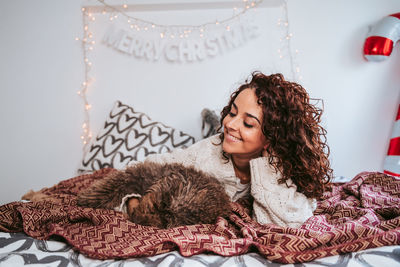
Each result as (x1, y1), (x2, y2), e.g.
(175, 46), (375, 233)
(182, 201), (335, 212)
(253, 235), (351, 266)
(288, 0), (400, 179)
(0, 0), (84, 204)
(0, 0), (399, 204)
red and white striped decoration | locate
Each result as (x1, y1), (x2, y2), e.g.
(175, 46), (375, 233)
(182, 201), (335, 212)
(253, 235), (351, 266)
(384, 105), (400, 177)
(363, 12), (400, 176)
(363, 12), (400, 62)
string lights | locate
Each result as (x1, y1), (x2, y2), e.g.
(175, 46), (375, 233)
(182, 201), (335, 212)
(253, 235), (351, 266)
(76, 7), (95, 153)
(75, 0), (302, 154)
(277, 0), (302, 81)
(95, 0), (263, 40)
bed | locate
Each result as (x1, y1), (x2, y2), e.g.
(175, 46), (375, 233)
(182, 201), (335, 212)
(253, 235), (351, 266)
(1, 232), (399, 266)
(1, 101), (399, 267)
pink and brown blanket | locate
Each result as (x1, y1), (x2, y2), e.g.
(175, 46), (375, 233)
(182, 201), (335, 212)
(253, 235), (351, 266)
(0, 170), (399, 264)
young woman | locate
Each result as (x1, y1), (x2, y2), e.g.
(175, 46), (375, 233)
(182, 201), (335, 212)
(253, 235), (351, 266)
(121, 71), (332, 228)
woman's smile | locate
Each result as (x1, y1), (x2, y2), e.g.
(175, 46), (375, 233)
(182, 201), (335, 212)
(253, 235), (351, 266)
(225, 132), (242, 142)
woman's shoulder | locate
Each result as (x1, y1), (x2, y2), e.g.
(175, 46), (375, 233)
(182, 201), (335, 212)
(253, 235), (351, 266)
(178, 134), (221, 163)
(189, 134), (221, 151)
(191, 134), (234, 177)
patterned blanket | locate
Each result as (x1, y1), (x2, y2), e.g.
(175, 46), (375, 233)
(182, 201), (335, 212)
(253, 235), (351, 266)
(0, 170), (399, 264)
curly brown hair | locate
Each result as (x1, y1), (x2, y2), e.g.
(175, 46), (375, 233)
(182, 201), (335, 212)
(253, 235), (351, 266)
(218, 72), (332, 199)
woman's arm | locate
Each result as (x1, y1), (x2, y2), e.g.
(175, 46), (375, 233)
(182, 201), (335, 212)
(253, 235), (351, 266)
(250, 157), (316, 228)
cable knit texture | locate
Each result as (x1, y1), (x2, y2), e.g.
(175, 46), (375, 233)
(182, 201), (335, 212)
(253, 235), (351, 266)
(123, 135), (315, 228)
(250, 157), (316, 228)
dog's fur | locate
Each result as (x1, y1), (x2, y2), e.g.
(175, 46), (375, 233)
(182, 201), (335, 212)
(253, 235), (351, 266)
(77, 162), (232, 228)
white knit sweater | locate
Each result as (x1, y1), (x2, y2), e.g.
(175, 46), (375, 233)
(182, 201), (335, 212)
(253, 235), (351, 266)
(121, 135), (316, 228)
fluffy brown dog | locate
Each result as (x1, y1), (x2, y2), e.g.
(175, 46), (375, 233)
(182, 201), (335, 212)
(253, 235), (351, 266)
(77, 162), (232, 228)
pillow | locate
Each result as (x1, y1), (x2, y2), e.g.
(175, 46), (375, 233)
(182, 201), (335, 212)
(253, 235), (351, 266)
(201, 108), (221, 138)
(78, 101), (196, 173)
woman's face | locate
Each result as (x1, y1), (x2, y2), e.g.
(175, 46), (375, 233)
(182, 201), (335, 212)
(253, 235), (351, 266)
(222, 88), (267, 160)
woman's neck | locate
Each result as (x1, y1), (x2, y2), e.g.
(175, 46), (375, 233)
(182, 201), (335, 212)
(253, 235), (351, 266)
(231, 156), (251, 184)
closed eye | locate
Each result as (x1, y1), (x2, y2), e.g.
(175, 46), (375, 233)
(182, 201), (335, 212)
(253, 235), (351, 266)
(229, 108), (254, 128)
(244, 122), (253, 128)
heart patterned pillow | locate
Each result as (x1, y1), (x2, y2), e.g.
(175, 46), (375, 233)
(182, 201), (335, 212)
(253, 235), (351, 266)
(78, 101), (196, 173)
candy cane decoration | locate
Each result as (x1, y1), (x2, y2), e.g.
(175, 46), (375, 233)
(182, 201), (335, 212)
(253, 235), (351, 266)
(383, 105), (400, 177)
(363, 12), (400, 62)
(363, 12), (400, 176)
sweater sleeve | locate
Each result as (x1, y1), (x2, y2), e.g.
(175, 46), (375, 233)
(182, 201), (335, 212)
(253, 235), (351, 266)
(142, 145), (197, 166)
(250, 157), (316, 228)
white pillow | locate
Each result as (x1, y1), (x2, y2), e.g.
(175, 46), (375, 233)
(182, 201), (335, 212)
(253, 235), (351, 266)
(78, 101), (196, 173)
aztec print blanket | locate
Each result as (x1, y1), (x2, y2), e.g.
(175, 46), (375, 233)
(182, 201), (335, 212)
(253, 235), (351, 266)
(0, 169), (399, 264)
